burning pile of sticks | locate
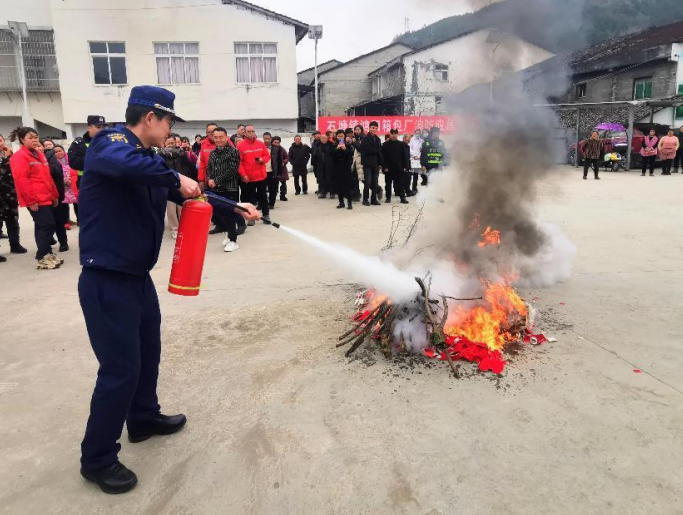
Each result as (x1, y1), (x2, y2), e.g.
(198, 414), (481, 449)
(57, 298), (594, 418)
(338, 276), (532, 378)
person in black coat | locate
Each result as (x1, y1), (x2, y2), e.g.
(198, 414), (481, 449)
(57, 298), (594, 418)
(359, 121), (384, 206)
(288, 135), (312, 195)
(41, 142), (69, 251)
(310, 131), (322, 191)
(332, 130), (355, 210)
(313, 134), (335, 199)
(67, 115), (108, 189)
(675, 125), (683, 174)
(381, 129), (409, 204)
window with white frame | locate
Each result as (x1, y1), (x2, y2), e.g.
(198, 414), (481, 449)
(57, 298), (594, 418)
(154, 42), (200, 85)
(89, 42), (127, 85)
(433, 64), (449, 82)
(235, 43), (278, 83)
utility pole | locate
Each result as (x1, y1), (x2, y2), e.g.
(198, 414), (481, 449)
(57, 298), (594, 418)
(308, 26), (323, 131)
(8, 21), (33, 127)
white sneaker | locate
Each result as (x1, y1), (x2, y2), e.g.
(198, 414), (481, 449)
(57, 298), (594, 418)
(171, 231), (178, 239)
(222, 233), (229, 246)
(223, 241), (239, 253)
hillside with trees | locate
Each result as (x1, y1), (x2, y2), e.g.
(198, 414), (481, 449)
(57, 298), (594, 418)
(396, 0), (683, 53)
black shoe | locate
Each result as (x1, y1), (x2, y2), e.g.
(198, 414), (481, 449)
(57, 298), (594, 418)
(347, 204), (353, 210)
(594, 177), (601, 180)
(641, 174), (646, 176)
(280, 197), (288, 202)
(318, 194), (326, 199)
(263, 217), (272, 225)
(385, 198), (391, 203)
(303, 191), (309, 195)
(50, 238), (57, 245)
(650, 174), (654, 177)
(10, 244), (27, 254)
(400, 199), (409, 204)
(362, 200), (370, 207)
(337, 203), (345, 209)
(209, 227), (222, 235)
(295, 191), (301, 195)
(376, 187), (383, 200)
(81, 462), (138, 495)
(236, 225), (247, 236)
(128, 413), (187, 443)
(583, 176), (587, 180)
(59, 244), (69, 252)
(371, 200), (381, 206)
(0, 255), (6, 263)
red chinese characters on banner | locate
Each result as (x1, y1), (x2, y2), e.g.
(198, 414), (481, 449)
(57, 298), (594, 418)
(318, 116), (457, 134)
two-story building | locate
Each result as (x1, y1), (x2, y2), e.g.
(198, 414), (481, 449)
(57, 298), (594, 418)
(2, 0), (308, 139)
(352, 29), (553, 117)
(297, 59), (343, 132)
(317, 42), (413, 116)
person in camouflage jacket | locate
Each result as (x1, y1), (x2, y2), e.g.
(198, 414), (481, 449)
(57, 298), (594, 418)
(0, 134), (27, 259)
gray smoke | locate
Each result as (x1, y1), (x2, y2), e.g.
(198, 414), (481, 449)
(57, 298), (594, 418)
(388, 1), (581, 292)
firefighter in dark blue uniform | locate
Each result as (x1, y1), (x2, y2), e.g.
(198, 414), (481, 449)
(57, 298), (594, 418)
(78, 86), (259, 494)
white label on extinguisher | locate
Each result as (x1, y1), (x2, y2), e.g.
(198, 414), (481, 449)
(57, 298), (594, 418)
(173, 234), (183, 264)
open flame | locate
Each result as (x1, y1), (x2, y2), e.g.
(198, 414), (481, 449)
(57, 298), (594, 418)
(445, 281), (527, 351)
(478, 226), (501, 248)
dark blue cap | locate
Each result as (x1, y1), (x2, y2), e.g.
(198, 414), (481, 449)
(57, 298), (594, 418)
(128, 85), (185, 122)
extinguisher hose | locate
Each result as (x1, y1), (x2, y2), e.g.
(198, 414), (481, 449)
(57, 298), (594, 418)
(202, 191), (281, 229)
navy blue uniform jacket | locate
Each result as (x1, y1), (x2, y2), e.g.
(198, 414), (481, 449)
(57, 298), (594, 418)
(79, 127), (238, 276)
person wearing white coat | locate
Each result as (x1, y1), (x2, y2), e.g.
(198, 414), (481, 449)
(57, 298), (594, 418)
(409, 130), (424, 194)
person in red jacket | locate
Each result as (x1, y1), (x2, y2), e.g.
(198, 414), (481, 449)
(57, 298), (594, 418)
(9, 126), (63, 269)
(237, 125), (272, 224)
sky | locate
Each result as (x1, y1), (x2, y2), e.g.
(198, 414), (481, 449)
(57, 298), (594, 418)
(246, 0), (486, 71)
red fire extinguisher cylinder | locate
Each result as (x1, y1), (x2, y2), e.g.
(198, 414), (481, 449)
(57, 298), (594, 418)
(168, 198), (213, 296)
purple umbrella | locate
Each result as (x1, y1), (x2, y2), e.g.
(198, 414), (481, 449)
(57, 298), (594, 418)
(596, 123), (625, 132)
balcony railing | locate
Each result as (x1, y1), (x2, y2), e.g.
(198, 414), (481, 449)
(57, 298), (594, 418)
(0, 29), (60, 92)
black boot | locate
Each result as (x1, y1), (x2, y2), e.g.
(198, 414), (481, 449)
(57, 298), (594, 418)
(10, 244), (27, 254)
(127, 413), (187, 443)
(0, 255), (6, 263)
(362, 200), (370, 206)
(81, 462), (138, 495)
(400, 198), (409, 204)
(337, 202), (345, 209)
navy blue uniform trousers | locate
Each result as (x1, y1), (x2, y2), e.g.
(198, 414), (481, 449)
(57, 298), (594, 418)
(79, 267), (162, 471)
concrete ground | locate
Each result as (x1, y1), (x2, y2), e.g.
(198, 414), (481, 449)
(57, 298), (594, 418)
(1, 166), (682, 515)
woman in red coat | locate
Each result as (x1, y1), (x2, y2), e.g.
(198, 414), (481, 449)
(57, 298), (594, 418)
(9, 126), (63, 269)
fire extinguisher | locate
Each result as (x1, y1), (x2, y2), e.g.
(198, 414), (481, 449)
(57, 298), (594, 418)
(168, 198), (213, 296)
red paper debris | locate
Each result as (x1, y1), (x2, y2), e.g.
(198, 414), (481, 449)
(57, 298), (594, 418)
(424, 336), (507, 375)
(424, 348), (437, 359)
(633, 369), (642, 374)
(523, 328), (549, 345)
(479, 355), (506, 374)
(532, 296), (541, 301)
(559, 302), (566, 306)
